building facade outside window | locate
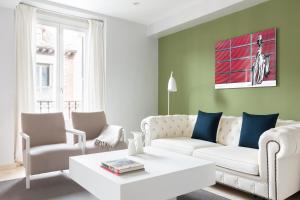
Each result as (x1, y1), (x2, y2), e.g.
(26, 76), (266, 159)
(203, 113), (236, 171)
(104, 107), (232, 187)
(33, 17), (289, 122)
(35, 15), (87, 119)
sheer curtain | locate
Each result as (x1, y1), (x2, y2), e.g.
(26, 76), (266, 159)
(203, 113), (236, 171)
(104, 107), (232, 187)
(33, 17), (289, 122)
(15, 4), (36, 162)
(83, 20), (105, 112)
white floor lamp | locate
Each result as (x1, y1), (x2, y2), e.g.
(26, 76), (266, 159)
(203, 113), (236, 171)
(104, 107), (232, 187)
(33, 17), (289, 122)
(168, 72), (177, 115)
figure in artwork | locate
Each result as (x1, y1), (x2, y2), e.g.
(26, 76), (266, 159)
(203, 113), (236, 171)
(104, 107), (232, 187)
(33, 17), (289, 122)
(251, 35), (271, 85)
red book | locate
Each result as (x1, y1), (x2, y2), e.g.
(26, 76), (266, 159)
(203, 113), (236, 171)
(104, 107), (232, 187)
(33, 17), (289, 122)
(101, 166), (120, 176)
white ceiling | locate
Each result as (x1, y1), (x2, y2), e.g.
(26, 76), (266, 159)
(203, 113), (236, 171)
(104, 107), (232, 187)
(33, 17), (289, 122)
(47, 0), (242, 25)
(0, 0), (268, 36)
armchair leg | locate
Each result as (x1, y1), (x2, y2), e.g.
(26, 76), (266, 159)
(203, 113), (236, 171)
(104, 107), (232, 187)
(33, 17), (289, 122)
(26, 173), (30, 189)
(25, 155), (31, 189)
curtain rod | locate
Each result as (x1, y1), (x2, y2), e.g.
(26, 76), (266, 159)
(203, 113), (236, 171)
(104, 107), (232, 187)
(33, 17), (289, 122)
(20, 2), (104, 23)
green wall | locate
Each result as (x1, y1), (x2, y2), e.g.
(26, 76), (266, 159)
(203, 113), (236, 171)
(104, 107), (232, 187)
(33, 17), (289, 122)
(158, 0), (300, 120)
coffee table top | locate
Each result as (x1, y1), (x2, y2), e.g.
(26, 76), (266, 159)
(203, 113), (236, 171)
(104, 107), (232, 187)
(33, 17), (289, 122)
(70, 146), (215, 200)
(70, 147), (213, 185)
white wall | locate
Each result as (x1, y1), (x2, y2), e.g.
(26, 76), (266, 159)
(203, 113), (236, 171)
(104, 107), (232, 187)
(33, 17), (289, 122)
(0, 7), (16, 166)
(105, 16), (158, 133)
(0, 9), (158, 166)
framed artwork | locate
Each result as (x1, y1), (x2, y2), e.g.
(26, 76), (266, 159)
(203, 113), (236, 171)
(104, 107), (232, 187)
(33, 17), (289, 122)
(215, 28), (276, 89)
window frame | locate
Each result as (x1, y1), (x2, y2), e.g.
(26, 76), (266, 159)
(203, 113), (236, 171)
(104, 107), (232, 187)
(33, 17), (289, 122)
(35, 12), (88, 114)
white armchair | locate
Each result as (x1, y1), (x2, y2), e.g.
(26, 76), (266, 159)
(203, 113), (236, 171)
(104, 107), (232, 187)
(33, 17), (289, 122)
(21, 113), (85, 189)
(71, 111), (127, 154)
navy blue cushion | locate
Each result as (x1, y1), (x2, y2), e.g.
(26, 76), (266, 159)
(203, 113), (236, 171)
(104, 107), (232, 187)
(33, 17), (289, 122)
(191, 111), (223, 143)
(239, 112), (279, 149)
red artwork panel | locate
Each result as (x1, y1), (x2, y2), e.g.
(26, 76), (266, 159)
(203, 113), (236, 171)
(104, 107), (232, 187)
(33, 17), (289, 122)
(215, 28), (276, 89)
(231, 59), (251, 71)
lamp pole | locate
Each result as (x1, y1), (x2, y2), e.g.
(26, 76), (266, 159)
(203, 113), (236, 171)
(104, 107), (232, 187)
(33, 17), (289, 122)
(168, 90), (170, 115)
(167, 72), (177, 115)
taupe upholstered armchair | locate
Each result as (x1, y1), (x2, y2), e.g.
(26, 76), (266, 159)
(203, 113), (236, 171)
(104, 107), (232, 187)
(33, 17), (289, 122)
(20, 112), (86, 189)
(71, 111), (127, 154)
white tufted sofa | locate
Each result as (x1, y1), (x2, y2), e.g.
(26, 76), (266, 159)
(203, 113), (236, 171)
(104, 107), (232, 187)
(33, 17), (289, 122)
(141, 115), (300, 200)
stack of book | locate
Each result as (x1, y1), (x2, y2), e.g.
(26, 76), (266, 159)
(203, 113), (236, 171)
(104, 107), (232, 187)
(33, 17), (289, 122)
(101, 158), (144, 175)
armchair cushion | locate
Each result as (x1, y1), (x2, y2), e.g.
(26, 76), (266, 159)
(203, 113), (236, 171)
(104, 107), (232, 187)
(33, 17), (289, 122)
(72, 111), (107, 140)
(29, 143), (82, 175)
(21, 113), (66, 147)
(193, 146), (259, 175)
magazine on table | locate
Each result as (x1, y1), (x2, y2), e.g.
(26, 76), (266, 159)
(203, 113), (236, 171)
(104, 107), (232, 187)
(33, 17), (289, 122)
(101, 158), (144, 175)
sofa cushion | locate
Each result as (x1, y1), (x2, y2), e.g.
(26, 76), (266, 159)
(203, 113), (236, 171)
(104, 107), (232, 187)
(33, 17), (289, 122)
(29, 143), (82, 175)
(192, 111), (223, 143)
(192, 146), (259, 175)
(151, 137), (222, 155)
(239, 112), (279, 149)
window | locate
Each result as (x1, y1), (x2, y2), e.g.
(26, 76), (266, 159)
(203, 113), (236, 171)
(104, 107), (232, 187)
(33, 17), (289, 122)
(35, 14), (87, 118)
(36, 63), (51, 87)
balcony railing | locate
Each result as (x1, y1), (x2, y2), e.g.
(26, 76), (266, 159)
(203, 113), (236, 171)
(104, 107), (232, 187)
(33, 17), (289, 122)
(37, 100), (81, 119)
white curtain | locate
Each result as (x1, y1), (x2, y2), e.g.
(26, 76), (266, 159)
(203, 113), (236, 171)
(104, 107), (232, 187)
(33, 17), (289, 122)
(15, 4), (36, 162)
(83, 20), (105, 111)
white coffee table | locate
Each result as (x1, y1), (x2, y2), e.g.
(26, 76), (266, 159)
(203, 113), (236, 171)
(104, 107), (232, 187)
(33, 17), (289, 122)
(69, 147), (215, 200)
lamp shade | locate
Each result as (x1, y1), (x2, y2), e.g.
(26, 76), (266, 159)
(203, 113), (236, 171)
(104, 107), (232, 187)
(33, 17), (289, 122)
(168, 72), (177, 92)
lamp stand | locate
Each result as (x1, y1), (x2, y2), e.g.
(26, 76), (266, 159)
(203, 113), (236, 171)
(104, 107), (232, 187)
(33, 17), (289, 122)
(168, 91), (170, 115)
(167, 71), (177, 115)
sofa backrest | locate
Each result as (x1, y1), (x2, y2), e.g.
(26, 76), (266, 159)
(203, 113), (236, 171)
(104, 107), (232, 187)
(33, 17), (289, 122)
(188, 115), (299, 146)
(142, 115), (191, 140)
(276, 119), (298, 127)
(217, 116), (242, 146)
(141, 115), (300, 146)
(185, 115), (242, 146)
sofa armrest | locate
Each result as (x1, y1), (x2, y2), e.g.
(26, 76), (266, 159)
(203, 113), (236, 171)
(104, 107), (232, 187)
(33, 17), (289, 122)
(259, 125), (300, 159)
(141, 117), (152, 146)
(66, 129), (86, 154)
(258, 125), (300, 200)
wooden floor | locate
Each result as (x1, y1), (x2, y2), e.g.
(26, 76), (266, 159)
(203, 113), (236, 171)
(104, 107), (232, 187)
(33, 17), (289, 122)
(0, 166), (299, 200)
(0, 166), (25, 182)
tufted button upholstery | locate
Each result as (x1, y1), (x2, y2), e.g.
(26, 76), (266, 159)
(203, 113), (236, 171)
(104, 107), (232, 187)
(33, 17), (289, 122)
(141, 115), (300, 200)
(150, 115), (189, 139)
(216, 116), (242, 146)
(216, 170), (268, 198)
